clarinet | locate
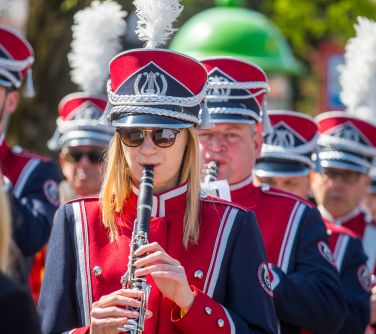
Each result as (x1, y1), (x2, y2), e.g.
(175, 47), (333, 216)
(118, 165), (154, 334)
(204, 161), (218, 183)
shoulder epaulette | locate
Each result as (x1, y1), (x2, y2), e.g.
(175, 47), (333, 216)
(66, 195), (100, 205)
(327, 223), (358, 238)
(200, 192), (248, 212)
(11, 146), (50, 162)
(259, 183), (313, 208)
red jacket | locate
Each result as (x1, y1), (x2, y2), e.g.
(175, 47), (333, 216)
(39, 183), (278, 334)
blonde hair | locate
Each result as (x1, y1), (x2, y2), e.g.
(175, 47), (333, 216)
(0, 188), (11, 272)
(100, 127), (201, 248)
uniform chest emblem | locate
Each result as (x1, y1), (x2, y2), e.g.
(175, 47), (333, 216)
(357, 264), (372, 292)
(317, 241), (336, 266)
(258, 262), (273, 297)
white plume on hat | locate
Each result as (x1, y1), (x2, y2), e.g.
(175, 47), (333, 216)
(68, 0), (127, 94)
(339, 17), (376, 124)
(134, 0), (183, 49)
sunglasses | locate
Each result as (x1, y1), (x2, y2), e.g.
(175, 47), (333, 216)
(63, 150), (104, 164)
(117, 128), (182, 148)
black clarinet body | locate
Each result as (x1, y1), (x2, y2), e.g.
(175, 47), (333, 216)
(119, 165), (154, 334)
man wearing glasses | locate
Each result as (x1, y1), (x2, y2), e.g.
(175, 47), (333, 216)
(48, 93), (114, 202)
(311, 111), (376, 330)
(253, 110), (371, 333)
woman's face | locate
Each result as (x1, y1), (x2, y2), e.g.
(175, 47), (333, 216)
(121, 128), (188, 194)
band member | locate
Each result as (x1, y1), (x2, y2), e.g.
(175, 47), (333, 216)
(48, 93), (113, 202)
(0, 26), (60, 287)
(311, 112), (376, 330)
(197, 57), (346, 333)
(38, 1), (278, 333)
(0, 169), (42, 334)
(312, 112), (376, 272)
(253, 110), (371, 333)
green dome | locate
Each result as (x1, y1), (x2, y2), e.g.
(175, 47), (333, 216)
(170, 7), (303, 75)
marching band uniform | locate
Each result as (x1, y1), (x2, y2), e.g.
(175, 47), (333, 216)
(40, 186), (277, 334)
(201, 58), (346, 333)
(254, 110), (371, 333)
(39, 46), (278, 333)
(0, 26), (61, 287)
(315, 112), (376, 276)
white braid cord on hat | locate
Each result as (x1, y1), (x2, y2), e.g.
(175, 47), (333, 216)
(57, 118), (114, 134)
(208, 107), (261, 121)
(107, 80), (207, 107)
(111, 105), (199, 124)
(0, 56), (34, 71)
(318, 150), (372, 169)
(207, 89), (268, 102)
(262, 133), (319, 155)
(260, 151), (315, 169)
(0, 67), (20, 88)
(59, 131), (113, 147)
(318, 134), (376, 157)
(208, 80), (270, 91)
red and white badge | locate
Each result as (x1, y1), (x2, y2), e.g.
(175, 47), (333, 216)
(317, 241), (336, 266)
(357, 264), (372, 293)
(258, 262), (273, 297)
(43, 179), (60, 207)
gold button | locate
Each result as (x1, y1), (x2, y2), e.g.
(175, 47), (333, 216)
(217, 319), (225, 327)
(194, 270), (204, 279)
(205, 307), (212, 315)
(92, 266), (102, 276)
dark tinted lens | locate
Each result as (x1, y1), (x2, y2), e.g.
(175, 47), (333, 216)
(153, 129), (178, 147)
(64, 151), (103, 164)
(87, 151), (103, 164)
(119, 128), (144, 147)
(64, 151), (81, 163)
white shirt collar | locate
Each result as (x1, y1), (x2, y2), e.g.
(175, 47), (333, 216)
(229, 175), (253, 191)
(131, 183), (188, 218)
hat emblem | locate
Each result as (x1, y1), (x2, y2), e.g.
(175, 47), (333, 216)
(68, 101), (102, 121)
(265, 122), (306, 148)
(134, 71), (168, 96)
(329, 121), (369, 145)
(207, 75), (231, 101)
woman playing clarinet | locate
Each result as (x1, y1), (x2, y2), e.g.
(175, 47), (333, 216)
(38, 1), (278, 333)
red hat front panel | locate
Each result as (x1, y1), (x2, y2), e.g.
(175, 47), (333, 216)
(0, 25), (34, 91)
(48, 93), (113, 151)
(201, 57), (269, 124)
(101, 49), (208, 128)
(254, 110), (318, 177)
(316, 111), (376, 173)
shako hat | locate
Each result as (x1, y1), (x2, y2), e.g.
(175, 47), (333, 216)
(315, 111), (376, 174)
(254, 110), (319, 177)
(0, 25), (34, 97)
(48, 93), (113, 150)
(200, 57), (270, 128)
(100, 0), (208, 129)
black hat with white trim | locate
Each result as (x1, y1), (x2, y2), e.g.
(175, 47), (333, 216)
(254, 110), (319, 177)
(316, 111), (376, 174)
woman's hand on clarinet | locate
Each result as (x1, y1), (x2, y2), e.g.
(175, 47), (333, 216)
(134, 241), (194, 313)
(89, 289), (152, 334)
